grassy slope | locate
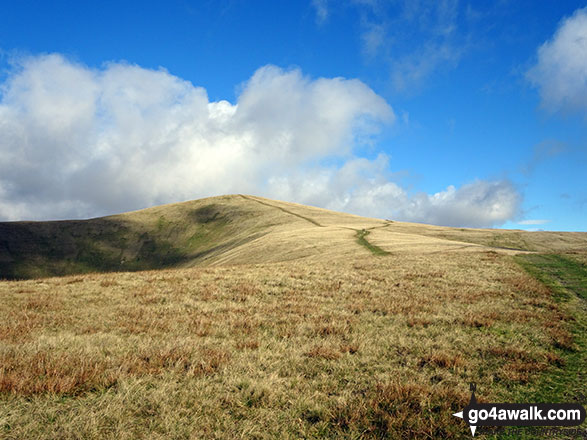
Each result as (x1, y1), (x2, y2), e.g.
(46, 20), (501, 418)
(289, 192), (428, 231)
(1, 251), (577, 439)
(372, 221), (587, 253)
(485, 254), (587, 439)
(0, 195), (388, 280)
(513, 254), (586, 402)
(3, 194), (586, 280)
(1, 195), (586, 438)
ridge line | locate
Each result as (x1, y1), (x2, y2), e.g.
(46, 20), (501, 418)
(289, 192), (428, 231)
(239, 195), (324, 227)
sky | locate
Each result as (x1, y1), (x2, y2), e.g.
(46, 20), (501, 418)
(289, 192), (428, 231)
(0, 1), (586, 231)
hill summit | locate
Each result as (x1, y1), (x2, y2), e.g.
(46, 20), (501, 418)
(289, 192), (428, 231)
(1, 194), (585, 279)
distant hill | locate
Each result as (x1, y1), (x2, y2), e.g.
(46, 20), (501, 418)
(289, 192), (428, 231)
(1, 194), (586, 279)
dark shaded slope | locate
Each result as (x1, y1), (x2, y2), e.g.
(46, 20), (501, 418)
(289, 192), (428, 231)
(0, 219), (181, 279)
(0, 196), (267, 279)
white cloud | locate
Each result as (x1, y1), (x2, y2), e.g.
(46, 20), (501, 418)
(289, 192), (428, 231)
(311, 0), (329, 25)
(527, 7), (587, 115)
(390, 41), (462, 92)
(518, 219), (550, 225)
(265, 157), (521, 228)
(377, 179), (522, 228)
(361, 23), (385, 58)
(521, 139), (566, 175)
(352, 0), (464, 92)
(0, 54), (392, 220)
(0, 53), (521, 228)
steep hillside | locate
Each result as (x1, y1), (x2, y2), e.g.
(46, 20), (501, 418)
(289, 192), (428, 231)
(0, 195), (274, 279)
(1, 194), (586, 279)
(0, 194), (373, 279)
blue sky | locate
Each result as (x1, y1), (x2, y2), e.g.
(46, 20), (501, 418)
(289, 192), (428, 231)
(0, 0), (586, 231)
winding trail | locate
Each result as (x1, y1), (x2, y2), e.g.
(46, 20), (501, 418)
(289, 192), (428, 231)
(240, 195), (396, 256)
(355, 229), (390, 256)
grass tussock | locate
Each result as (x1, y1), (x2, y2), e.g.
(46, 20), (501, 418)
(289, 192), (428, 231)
(0, 341), (230, 396)
(328, 381), (470, 438)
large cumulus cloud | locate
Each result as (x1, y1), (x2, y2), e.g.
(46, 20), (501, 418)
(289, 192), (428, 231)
(0, 53), (520, 227)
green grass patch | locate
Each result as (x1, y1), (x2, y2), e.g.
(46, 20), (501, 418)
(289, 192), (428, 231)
(513, 254), (587, 399)
(487, 233), (532, 251)
(356, 229), (389, 256)
(488, 254), (587, 439)
(515, 253), (587, 301)
(156, 215), (171, 231)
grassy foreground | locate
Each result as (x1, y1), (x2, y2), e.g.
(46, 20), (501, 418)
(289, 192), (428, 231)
(1, 249), (581, 439)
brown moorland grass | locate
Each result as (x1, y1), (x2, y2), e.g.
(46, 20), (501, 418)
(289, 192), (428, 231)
(0, 249), (578, 439)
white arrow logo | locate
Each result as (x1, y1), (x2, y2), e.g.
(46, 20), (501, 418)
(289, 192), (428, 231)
(453, 410), (476, 436)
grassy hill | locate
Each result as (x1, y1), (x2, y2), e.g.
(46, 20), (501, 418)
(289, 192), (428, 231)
(1, 196), (586, 438)
(0, 194), (378, 279)
(2, 194), (586, 280)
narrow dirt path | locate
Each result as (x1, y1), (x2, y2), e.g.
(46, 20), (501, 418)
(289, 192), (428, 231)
(240, 195), (395, 256)
(239, 195), (324, 227)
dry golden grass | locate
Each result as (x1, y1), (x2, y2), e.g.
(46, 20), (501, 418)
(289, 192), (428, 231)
(1, 195), (585, 437)
(4, 194), (586, 280)
(0, 248), (576, 439)
(375, 219), (587, 253)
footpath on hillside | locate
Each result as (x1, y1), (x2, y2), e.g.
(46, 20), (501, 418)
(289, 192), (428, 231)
(490, 253), (587, 440)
